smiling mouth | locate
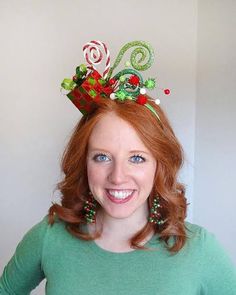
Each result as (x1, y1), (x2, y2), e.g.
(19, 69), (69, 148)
(106, 189), (135, 204)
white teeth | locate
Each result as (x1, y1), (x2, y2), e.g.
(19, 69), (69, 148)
(108, 190), (133, 199)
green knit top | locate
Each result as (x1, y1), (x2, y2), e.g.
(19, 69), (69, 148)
(0, 215), (236, 295)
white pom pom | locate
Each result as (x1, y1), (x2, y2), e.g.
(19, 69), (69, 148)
(155, 99), (161, 105)
(140, 88), (146, 95)
(110, 93), (116, 100)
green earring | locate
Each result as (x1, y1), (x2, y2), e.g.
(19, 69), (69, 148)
(148, 196), (165, 225)
(83, 193), (97, 223)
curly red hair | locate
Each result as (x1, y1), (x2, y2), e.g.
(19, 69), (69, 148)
(48, 97), (187, 252)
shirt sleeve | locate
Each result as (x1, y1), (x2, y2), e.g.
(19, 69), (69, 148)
(0, 216), (49, 294)
(200, 228), (236, 295)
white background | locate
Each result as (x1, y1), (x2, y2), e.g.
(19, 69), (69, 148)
(0, 1), (235, 293)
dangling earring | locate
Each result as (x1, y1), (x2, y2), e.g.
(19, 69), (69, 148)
(83, 192), (97, 223)
(148, 196), (165, 225)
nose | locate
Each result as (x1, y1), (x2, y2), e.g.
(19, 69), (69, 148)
(107, 160), (128, 185)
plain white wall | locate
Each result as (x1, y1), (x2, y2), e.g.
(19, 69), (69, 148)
(6, 0), (236, 293)
(194, 0), (236, 262)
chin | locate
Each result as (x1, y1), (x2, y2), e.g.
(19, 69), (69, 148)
(108, 212), (133, 219)
(103, 205), (139, 220)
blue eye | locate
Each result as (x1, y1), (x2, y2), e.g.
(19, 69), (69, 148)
(130, 155), (145, 163)
(93, 154), (110, 162)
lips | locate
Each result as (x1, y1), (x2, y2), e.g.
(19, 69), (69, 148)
(106, 189), (135, 204)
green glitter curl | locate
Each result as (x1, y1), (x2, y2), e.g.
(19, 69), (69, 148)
(107, 41), (154, 80)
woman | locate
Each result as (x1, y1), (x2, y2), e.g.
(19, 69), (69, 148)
(1, 41), (236, 294)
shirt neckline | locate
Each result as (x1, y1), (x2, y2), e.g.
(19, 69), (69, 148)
(86, 233), (160, 258)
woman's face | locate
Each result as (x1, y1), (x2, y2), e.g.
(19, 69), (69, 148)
(86, 112), (157, 222)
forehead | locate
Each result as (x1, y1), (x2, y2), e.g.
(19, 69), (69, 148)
(88, 112), (148, 151)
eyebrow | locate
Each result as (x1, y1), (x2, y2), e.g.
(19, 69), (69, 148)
(88, 148), (150, 155)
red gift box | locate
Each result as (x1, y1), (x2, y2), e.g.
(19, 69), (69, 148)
(67, 70), (112, 115)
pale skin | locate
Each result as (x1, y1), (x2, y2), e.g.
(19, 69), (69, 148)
(86, 112), (157, 252)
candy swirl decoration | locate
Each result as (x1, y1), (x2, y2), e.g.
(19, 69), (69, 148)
(83, 40), (111, 79)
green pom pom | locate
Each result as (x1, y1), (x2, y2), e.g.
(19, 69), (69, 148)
(80, 64), (87, 74)
(76, 64), (87, 78)
(145, 78), (156, 90)
(119, 75), (126, 83)
(115, 90), (126, 100)
(61, 78), (77, 90)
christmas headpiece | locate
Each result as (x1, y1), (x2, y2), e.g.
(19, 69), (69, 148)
(61, 40), (170, 120)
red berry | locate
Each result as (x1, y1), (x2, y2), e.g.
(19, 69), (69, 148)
(129, 75), (140, 86)
(136, 95), (147, 105)
(164, 88), (170, 95)
(103, 86), (113, 95)
(109, 78), (116, 85)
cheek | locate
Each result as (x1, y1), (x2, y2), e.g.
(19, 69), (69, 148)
(139, 163), (156, 187)
(87, 163), (107, 187)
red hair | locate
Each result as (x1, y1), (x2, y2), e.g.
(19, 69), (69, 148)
(48, 98), (187, 252)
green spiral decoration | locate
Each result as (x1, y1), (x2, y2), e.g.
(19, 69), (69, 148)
(113, 69), (143, 98)
(107, 41), (154, 80)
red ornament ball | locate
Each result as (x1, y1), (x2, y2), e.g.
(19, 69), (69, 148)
(164, 88), (170, 95)
(109, 78), (116, 85)
(136, 95), (147, 105)
(129, 75), (140, 86)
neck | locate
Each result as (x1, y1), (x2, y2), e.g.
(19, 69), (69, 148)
(88, 203), (154, 252)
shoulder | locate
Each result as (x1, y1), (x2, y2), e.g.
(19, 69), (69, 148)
(184, 221), (220, 245)
(16, 215), (51, 250)
(184, 221), (219, 249)
(20, 214), (68, 248)
(30, 214), (69, 238)
(183, 222), (236, 293)
(30, 214), (67, 231)
(35, 214), (83, 248)
(21, 214), (78, 262)
(183, 221), (234, 264)
(184, 221), (210, 241)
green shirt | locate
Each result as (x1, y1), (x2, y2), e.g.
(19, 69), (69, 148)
(0, 215), (236, 294)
